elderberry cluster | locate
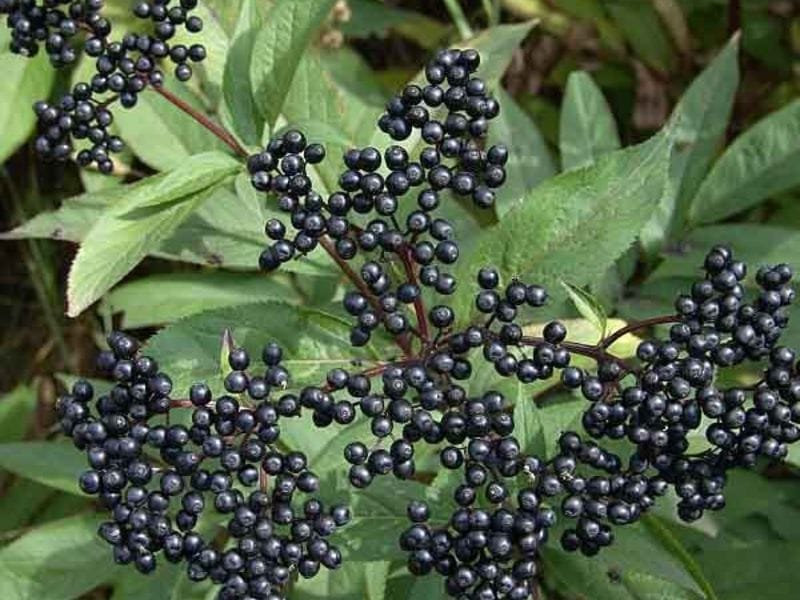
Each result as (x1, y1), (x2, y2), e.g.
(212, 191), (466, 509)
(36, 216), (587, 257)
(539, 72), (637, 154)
(0, 0), (107, 65)
(3, 0), (206, 170)
(246, 48), (507, 347)
(48, 35), (800, 600)
(57, 332), (349, 599)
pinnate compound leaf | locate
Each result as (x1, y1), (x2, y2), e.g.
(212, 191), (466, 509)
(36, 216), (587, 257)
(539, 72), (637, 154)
(249, 0), (336, 127)
(690, 98), (800, 225)
(0, 513), (121, 600)
(66, 152), (240, 316)
(559, 71), (620, 171)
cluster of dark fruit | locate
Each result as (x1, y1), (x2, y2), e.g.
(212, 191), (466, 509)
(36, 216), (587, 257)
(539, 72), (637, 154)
(57, 332), (349, 600)
(0, 0), (107, 65)
(50, 39), (800, 600)
(246, 48), (508, 347)
(2, 0), (206, 171)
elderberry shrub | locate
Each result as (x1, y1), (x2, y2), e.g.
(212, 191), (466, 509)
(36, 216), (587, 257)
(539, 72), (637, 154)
(59, 332), (349, 600)
(2, 0), (207, 171)
(38, 34), (800, 600)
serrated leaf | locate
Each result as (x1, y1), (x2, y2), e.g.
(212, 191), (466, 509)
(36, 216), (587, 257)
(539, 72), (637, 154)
(145, 302), (387, 396)
(0, 32), (55, 163)
(690, 98), (800, 225)
(100, 271), (301, 329)
(559, 71), (620, 171)
(249, 0), (336, 127)
(642, 35), (739, 250)
(561, 281), (608, 338)
(66, 152), (240, 316)
(0, 442), (86, 496)
(0, 513), (120, 600)
(455, 129), (673, 322)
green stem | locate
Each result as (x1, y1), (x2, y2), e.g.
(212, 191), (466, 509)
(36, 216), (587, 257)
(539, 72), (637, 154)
(443, 0), (474, 40)
(642, 514), (720, 600)
(481, 0), (500, 26)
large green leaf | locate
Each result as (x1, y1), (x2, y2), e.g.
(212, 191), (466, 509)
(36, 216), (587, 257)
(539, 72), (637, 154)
(542, 523), (705, 600)
(222, 0), (271, 145)
(642, 35), (739, 249)
(0, 30), (55, 163)
(454, 128), (673, 322)
(66, 152), (240, 316)
(114, 83), (230, 171)
(145, 301), (385, 396)
(0, 513), (120, 599)
(0, 442), (86, 496)
(689, 98), (800, 224)
(559, 71), (620, 171)
(249, 0), (336, 127)
(100, 271), (301, 329)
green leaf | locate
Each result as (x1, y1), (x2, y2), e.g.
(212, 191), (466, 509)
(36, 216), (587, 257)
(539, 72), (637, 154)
(542, 523), (704, 600)
(649, 223), (800, 283)
(100, 271), (301, 329)
(0, 34), (55, 163)
(249, 0), (336, 127)
(642, 515), (720, 600)
(559, 71), (620, 171)
(114, 84), (230, 171)
(66, 152), (240, 316)
(2, 175), (334, 275)
(605, 0), (677, 72)
(642, 35), (739, 250)
(0, 442), (86, 496)
(456, 129), (673, 321)
(343, 0), (448, 48)
(293, 560), (390, 600)
(0, 386), (36, 442)
(690, 98), (800, 225)
(222, 0), (270, 145)
(110, 561), (185, 600)
(492, 88), (555, 217)
(145, 302), (385, 396)
(0, 513), (119, 599)
(561, 281), (608, 338)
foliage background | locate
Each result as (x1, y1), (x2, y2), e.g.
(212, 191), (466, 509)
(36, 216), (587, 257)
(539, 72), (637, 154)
(1, 0), (800, 598)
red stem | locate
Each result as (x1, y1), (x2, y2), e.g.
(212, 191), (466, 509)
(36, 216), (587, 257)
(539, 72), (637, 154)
(319, 236), (413, 357)
(599, 314), (679, 349)
(148, 84), (249, 158)
(399, 245), (431, 346)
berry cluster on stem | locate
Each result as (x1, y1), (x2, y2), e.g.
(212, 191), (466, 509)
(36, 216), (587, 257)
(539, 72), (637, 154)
(8, 10), (799, 598)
